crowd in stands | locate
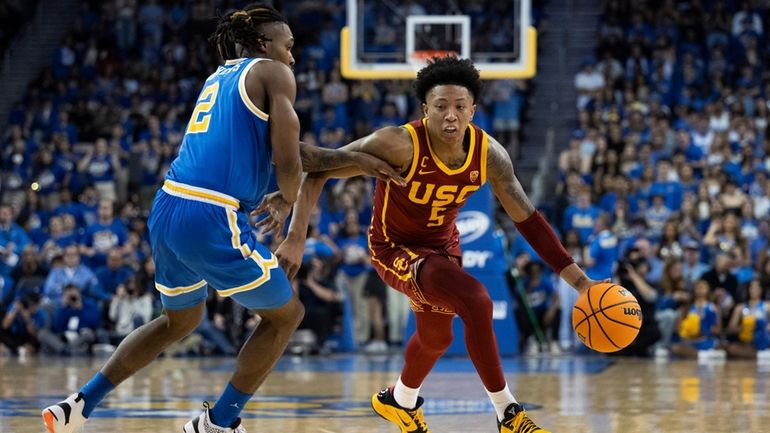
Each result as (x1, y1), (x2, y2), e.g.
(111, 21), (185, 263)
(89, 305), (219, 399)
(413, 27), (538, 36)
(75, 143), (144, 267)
(508, 0), (770, 358)
(0, 0), (534, 357)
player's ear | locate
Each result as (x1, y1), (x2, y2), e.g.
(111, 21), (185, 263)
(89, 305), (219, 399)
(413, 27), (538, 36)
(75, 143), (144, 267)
(470, 103), (476, 121)
(422, 102), (428, 118)
(256, 38), (268, 55)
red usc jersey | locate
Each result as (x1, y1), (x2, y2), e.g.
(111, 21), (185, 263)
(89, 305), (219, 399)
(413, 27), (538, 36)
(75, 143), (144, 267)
(369, 118), (489, 255)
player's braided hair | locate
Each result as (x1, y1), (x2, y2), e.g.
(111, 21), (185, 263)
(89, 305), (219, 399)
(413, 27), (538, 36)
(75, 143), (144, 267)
(209, 3), (287, 61)
(413, 56), (482, 103)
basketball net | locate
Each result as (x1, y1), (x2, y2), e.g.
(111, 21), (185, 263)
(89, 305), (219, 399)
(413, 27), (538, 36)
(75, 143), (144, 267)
(408, 50), (459, 73)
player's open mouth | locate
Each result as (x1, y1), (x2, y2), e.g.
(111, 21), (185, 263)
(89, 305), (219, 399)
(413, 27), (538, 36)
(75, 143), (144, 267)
(443, 126), (458, 134)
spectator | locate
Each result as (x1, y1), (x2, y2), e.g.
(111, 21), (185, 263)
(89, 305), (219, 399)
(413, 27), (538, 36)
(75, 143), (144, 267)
(574, 59), (605, 110)
(77, 138), (120, 202)
(107, 276), (153, 345)
(701, 251), (739, 315)
(584, 213), (618, 280)
(512, 261), (559, 354)
(614, 254), (660, 357)
(95, 248), (134, 296)
(681, 240), (709, 290)
(296, 258), (343, 354)
(655, 260), (691, 355)
(39, 284), (101, 355)
(0, 204), (30, 259)
(558, 230), (585, 351)
(725, 279), (769, 359)
(563, 188), (600, 244)
(671, 279), (721, 358)
(12, 246), (46, 295)
(335, 211), (371, 346)
(42, 245), (101, 304)
(0, 292), (47, 356)
(80, 199), (128, 268)
(633, 238), (664, 285)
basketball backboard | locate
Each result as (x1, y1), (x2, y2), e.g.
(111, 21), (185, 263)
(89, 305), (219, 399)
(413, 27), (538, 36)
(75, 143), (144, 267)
(341, 0), (536, 80)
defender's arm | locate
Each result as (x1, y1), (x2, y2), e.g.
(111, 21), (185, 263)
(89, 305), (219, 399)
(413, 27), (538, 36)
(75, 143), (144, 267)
(277, 127), (412, 278)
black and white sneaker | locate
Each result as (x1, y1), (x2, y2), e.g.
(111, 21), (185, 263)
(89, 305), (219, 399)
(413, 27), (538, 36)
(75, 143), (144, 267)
(183, 403), (247, 433)
(42, 393), (87, 433)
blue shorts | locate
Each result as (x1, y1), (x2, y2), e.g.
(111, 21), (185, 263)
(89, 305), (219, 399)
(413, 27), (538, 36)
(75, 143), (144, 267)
(148, 181), (292, 311)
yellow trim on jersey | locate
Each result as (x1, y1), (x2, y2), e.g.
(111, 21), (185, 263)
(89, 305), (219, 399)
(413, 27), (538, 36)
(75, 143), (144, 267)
(401, 123), (421, 183)
(367, 232), (412, 282)
(238, 59), (270, 121)
(155, 280), (207, 296)
(399, 245), (419, 260)
(421, 118), (476, 175)
(480, 130), (489, 185)
(217, 250), (279, 297)
(162, 180), (239, 210)
(226, 209), (252, 258)
(380, 181), (392, 242)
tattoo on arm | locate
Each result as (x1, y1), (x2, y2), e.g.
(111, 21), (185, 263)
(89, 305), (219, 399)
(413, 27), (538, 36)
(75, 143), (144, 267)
(299, 143), (355, 172)
(487, 138), (535, 216)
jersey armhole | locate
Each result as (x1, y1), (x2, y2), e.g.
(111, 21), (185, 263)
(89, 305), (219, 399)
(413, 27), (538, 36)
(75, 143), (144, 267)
(401, 123), (421, 183)
(238, 59), (270, 121)
(480, 130), (489, 185)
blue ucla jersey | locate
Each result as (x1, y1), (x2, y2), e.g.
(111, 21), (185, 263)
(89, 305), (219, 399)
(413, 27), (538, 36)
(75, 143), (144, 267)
(167, 58), (273, 212)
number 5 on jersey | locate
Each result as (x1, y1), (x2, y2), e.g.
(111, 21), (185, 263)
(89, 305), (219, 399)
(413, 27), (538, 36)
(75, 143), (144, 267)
(187, 82), (219, 134)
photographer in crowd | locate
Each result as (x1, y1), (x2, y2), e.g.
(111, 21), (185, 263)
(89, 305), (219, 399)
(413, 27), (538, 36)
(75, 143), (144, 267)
(39, 284), (101, 355)
(0, 292), (47, 355)
(613, 249), (661, 356)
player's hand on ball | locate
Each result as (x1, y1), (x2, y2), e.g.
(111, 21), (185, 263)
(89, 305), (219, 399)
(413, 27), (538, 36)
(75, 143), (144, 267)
(352, 152), (406, 186)
(275, 235), (305, 280)
(252, 192), (292, 236)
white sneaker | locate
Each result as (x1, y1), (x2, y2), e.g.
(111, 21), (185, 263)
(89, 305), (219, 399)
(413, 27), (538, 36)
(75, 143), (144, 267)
(183, 405), (247, 433)
(42, 393), (87, 433)
(362, 340), (388, 354)
(654, 347), (670, 358)
(549, 341), (562, 355)
(758, 350), (770, 363)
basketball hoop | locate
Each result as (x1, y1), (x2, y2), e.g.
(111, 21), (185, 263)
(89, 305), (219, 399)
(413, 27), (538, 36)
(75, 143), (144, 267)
(408, 50), (459, 73)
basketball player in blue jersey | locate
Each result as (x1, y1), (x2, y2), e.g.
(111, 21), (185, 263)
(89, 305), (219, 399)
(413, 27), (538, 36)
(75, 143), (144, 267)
(42, 4), (402, 433)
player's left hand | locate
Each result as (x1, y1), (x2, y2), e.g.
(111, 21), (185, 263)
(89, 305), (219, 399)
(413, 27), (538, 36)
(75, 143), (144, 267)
(352, 152), (407, 186)
(252, 192), (292, 236)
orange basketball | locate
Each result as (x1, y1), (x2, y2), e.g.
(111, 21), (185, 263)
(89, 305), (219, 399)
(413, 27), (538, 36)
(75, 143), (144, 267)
(572, 282), (642, 353)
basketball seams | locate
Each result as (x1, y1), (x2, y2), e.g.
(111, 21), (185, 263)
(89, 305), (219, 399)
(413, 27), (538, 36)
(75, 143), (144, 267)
(598, 283), (642, 332)
(598, 309), (641, 331)
(573, 305), (590, 345)
(573, 300), (639, 329)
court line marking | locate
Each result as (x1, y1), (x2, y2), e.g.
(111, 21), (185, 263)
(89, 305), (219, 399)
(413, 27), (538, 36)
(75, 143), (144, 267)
(319, 429), (338, 433)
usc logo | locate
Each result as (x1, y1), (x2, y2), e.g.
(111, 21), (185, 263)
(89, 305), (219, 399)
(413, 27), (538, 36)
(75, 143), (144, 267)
(392, 257), (409, 271)
(407, 181), (480, 227)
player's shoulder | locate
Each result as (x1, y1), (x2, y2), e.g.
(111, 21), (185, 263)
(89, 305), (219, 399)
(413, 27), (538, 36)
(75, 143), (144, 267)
(246, 59), (295, 87)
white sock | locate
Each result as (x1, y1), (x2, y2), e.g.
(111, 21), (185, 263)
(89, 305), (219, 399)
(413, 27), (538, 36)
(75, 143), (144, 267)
(393, 377), (420, 409)
(486, 384), (517, 421)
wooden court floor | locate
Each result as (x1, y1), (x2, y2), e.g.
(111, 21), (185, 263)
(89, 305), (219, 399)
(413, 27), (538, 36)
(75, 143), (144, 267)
(0, 354), (768, 433)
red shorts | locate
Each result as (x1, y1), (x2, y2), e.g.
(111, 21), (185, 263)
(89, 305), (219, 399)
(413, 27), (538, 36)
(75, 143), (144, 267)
(369, 239), (460, 314)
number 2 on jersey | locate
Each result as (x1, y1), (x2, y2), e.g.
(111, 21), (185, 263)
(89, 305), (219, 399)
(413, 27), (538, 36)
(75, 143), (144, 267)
(187, 82), (219, 134)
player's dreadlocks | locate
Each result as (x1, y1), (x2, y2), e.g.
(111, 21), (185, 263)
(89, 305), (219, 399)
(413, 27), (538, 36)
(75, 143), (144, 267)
(209, 3), (287, 61)
(413, 56), (482, 103)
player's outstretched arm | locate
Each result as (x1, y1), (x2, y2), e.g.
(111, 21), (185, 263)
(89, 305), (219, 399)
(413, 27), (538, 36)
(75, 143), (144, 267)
(486, 136), (596, 293)
(298, 142), (405, 185)
(275, 127), (412, 278)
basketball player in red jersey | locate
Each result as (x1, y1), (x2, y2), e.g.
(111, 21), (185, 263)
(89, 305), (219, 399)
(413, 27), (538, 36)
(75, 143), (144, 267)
(266, 57), (600, 433)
